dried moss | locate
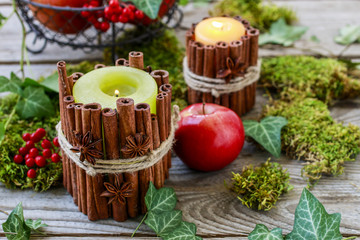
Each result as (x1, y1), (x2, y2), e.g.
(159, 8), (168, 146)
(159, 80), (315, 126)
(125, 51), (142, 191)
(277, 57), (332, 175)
(230, 158), (292, 211)
(261, 56), (360, 103)
(263, 95), (360, 183)
(210, 0), (297, 32)
(0, 94), (62, 191)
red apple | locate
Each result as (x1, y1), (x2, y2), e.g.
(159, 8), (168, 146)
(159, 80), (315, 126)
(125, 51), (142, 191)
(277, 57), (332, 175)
(174, 103), (245, 172)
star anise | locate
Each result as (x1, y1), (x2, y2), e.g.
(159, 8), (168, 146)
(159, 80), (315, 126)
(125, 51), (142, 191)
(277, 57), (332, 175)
(70, 131), (103, 165)
(121, 133), (151, 158)
(100, 177), (134, 205)
(216, 57), (244, 83)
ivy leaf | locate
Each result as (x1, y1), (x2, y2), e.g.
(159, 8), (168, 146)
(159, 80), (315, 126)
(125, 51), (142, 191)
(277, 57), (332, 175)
(15, 86), (55, 119)
(0, 12), (7, 29)
(148, 184), (177, 214)
(163, 221), (202, 240)
(334, 25), (360, 45)
(0, 73), (22, 95)
(145, 181), (158, 210)
(259, 18), (308, 46)
(248, 224), (284, 240)
(127, 0), (162, 19)
(145, 210), (183, 237)
(2, 203), (31, 240)
(22, 73), (58, 93)
(286, 188), (342, 240)
(0, 121), (5, 145)
(25, 219), (48, 231)
(243, 116), (287, 158)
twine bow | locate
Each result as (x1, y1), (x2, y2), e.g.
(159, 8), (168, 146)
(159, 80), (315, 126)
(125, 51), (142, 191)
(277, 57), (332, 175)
(216, 57), (243, 83)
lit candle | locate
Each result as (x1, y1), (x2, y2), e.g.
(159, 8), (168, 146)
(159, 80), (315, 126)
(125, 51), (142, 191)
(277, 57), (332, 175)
(195, 17), (245, 45)
(73, 66), (158, 113)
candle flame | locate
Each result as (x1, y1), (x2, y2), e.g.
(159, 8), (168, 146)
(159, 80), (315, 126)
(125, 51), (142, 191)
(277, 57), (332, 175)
(114, 89), (120, 97)
(212, 21), (224, 30)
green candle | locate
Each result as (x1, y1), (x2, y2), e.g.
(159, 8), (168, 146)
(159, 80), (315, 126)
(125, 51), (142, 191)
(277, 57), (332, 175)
(73, 66), (158, 113)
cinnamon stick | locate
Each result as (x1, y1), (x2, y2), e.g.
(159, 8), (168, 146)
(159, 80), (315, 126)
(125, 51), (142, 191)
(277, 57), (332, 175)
(159, 84), (172, 172)
(151, 114), (164, 188)
(63, 96), (74, 196)
(135, 103), (154, 214)
(102, 108), (127, 222)
(187, 87), (197, 105)
(156, 93), (169, 179)
(74, 104), (83, 211)
(129, 51), (144, 69)
(151, 70), (169, 87)
(247, 28), (260, 66)
(240, 35), (250, 71)
(233, 16), (242, 22)
(94, 64), (106, 69)
(203, 92), (213, 103)
(221, 94), (230, 108)
(116, 98), (139, 218)
(215, 41), (229, 75)
(115, 58), (129, 67)
(187, 40), (194, 68)
(194, 42), (204, 76)
(66, 103), (78, 205)
(71, 72), (84, 81)
(82, 103), (109, 221)
(230, 40), (243, 115)
(241, 19), (250, 28)
(185, 30), (194, 51)
(190, 41), (200, 73)
(203, 45), (215, 78)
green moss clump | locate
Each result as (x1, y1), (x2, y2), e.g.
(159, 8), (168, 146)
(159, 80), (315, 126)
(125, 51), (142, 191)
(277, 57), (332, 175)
(0, 94), (62, 192)
(210, 0), (297, 32)
(264, 96), (360, 182)
(230, 158), (292, 211)
(261, 56), (360, 103)
(66, 60), (100, 75)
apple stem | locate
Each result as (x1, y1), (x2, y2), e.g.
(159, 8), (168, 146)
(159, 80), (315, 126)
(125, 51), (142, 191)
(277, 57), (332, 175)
(202, 102), (206, 115)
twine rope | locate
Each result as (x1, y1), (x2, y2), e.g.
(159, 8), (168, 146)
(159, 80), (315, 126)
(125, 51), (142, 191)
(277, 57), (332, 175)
(56, 105), (181, 176)
(183, 57), (261, 98)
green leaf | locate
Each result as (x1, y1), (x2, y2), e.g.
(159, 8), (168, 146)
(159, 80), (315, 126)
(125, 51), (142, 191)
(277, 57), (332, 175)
(145, 181), (158, 210)
(2, 203), (31, 240)
(286, 188), (343, 240)
(0, 121), (5, 145)
(25, 219), (48, 231)
(145, 210), (183, 236)
(310, 35), (320, 43)
(0, 12), (7, 29)
(243, 116), (288, 158)
(15, 86), (55, 119)
(248, 224), (284, 240)
(0, 73), (22, 95)
(259, 18), (308, 46)
(148, 185), (177, 214)
(334, 25), (360, 45)
(128, 0), (162, 19)
(163, 221), (202, 240)
(22, 73), (58, 93)
(40, 72), (59, 92)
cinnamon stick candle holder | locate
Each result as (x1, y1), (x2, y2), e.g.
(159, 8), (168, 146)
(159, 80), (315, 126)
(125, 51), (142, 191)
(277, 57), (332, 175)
(56, 52), (179, 221)
(184, 16), (261, 116)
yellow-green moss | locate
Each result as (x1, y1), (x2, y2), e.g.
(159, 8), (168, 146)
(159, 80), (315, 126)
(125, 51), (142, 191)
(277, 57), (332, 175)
(230, 158), (292, 211)
(210, 0), (297, 32)
(263, 95), (360, 183)
(261, 56), (360, 103)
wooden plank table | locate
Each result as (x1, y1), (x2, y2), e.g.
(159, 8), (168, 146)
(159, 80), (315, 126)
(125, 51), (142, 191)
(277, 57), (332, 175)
(1, 0), (360, 239)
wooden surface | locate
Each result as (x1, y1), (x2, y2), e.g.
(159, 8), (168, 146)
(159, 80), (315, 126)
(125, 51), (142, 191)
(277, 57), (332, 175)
(1, 0), (360, 239)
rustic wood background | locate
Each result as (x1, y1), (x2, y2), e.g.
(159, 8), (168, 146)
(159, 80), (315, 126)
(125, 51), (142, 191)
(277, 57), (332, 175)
(0, 0), (360, 239)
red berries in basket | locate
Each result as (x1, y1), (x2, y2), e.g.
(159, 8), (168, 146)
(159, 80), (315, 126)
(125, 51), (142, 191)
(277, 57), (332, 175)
(81, 0), (147, 32)
(13, 128), (62, 179)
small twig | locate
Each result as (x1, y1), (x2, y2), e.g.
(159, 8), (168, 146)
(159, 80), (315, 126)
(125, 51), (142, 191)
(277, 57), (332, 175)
(12, 0), (27, 79)
(131, 212), (148, 238)
(350, 182), (360, 192)
(0, 209), (9, 216)
(338, 42), (354, 59)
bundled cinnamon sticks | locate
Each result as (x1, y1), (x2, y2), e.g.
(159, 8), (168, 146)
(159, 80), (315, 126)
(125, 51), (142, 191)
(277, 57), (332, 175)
(186, 16), (260, 116)
(57, 53), (174, 222)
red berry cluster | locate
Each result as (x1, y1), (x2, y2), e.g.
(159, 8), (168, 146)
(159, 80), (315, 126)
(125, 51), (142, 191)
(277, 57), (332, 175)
(104, 0), (145, 24)
(14, 128), (61, 179)
(81, 0), (110, 32)
(81, 0), (146, 32)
